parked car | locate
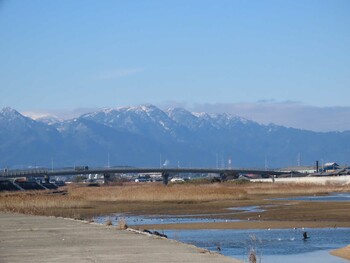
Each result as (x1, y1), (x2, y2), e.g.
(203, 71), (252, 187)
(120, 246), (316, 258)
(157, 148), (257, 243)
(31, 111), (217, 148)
(170, 178), (185, 183)
(135, 178), (151, 183)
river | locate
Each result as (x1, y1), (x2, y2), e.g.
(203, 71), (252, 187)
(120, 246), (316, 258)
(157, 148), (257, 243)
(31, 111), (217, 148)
(94, 192), (350, 262)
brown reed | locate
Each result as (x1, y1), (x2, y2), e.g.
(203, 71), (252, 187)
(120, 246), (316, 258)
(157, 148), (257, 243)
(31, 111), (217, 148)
(1, 182), (349, 218)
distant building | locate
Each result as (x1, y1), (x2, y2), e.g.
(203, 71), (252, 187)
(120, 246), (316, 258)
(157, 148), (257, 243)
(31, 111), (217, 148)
(280, 165), (316, 174)
(323, 162), (339, 172)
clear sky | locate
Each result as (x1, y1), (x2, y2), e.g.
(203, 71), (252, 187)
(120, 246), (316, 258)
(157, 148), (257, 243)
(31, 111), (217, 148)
(0, 0), (349, 112)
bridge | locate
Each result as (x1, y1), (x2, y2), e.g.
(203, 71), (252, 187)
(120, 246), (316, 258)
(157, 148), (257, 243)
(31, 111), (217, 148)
(0, 166), (290, 185)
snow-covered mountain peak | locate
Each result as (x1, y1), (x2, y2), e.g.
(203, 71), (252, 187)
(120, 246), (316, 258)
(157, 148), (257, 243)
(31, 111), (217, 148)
(167, 107), (192, 115)
(36, 116), (61, 125)
(0, 107), (37, 128)
(1, 105), (349, 168)
(139, 104), (159, 113)
(100, 108), (118, 114)
(0, 107), (23, 120)
(167, 107), (198, 123)
(129, 104), (167, 118)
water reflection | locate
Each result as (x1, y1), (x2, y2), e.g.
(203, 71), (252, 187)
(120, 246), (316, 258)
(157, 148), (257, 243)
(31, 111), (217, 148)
(226, 205), (267, 213)
(162, 228), (350, 263)
(273, 192), (350, 202)
(94, 213), (240, 226)
(94, 205), (275, 226)
(93, 192), (350, 262)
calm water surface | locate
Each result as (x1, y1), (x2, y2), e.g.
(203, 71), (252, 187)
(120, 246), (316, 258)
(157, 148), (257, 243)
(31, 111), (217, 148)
(273, 192), (350, 202)
(95, 192), (350, 262)
(162, 228), (350, 263)
(94, 213), (240, 225)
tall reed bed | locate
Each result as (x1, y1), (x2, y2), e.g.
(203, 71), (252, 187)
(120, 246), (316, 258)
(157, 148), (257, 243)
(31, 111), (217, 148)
(0, 191), (89, 215)
(240, 182), (350, 196)
(68, 183), (248, 202)
(1, 182), (349, 217)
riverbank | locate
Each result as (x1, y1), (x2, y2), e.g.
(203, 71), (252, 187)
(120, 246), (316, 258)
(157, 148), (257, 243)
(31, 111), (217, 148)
(1, 183), (350, 224)
(331, 245), (350, 261)
(0, 212), (241, 263)
(1, 182), (349, 262)
(134, 220), (350, 230)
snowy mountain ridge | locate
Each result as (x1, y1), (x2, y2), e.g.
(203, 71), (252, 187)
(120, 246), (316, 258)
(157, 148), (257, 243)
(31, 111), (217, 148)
(1, 105), (350, 168)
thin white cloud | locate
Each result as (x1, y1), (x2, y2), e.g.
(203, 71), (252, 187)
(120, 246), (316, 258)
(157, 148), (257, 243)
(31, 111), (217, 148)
(159, 100), (189, 110)
(22, 111), (55, 120)
(23, 107), (100, 120)
(190, 102), (350, 132)
(93, 68), (144, 80)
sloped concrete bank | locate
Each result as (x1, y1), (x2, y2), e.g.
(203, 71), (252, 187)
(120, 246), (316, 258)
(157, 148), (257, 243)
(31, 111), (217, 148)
(331, 245), (350, 261)
(0, 212), (241, 263)
(251, 175), (350, 185)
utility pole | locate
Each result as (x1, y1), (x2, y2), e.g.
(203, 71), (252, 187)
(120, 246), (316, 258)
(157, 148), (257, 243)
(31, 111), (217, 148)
(228, 156), (232, 169)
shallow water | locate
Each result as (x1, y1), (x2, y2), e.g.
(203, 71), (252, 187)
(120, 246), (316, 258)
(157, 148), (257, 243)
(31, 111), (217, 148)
(94, 205), (274, 226)
(94, 192), (350, 262)
(227, 205), (267, 213)
(94, 213), (240, 226)
(162, 228), (350, 263)
(273, 192), (350, 202)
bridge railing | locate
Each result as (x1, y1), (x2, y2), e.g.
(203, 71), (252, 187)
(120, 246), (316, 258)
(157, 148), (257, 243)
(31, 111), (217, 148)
(1, 166), (289, 178)
(0, 168), (49, 177)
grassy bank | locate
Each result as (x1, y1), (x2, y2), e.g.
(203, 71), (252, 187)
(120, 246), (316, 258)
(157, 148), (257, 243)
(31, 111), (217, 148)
(0, 182), (349, 221)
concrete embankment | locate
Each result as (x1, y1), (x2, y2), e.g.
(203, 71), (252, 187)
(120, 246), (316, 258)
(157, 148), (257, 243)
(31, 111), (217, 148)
(331, 245), (350, 261)
(0, 212), (241, 263)
(251, 175), (350, 185)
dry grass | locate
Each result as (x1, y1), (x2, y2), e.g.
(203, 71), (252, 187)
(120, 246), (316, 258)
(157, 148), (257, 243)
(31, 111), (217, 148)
(1, 181), (349, 219)
(66, 182), (350, 203)
(68, 183), (248, 202)
(117, 218), (128, 230)
(231, 181), (350, 197)
(0, 190), (90, 215)
(104, 217), (113, 226)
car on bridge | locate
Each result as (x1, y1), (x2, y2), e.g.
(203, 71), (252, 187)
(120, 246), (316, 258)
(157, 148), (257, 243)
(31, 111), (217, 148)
(75, 166), (89, 171)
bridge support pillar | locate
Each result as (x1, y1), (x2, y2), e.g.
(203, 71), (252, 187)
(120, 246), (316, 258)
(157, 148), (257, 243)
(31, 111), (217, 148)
(44, 175), (50, 184)
(162, 172), (169, 185)
(219, 173), (227, 182)
(103, 173), (111, 184)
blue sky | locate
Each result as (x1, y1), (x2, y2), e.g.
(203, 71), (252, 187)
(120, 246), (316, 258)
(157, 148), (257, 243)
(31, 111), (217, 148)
(0, 1), (349, 116)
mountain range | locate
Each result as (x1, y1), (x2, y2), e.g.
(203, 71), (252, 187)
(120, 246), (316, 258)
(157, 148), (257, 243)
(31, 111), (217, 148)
(1, 105), (350, 169)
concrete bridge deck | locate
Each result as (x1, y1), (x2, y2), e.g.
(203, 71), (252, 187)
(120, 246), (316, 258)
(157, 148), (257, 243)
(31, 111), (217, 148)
(0, 212), (241, 263)
(0, 166), (288, 178)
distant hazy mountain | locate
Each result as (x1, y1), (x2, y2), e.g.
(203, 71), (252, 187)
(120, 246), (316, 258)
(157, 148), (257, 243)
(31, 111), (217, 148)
(1, 105), (350, 169)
